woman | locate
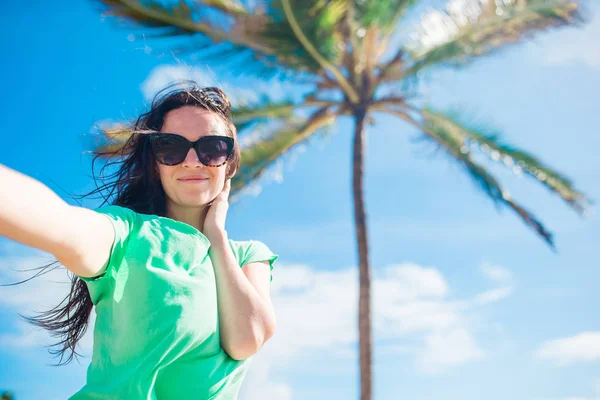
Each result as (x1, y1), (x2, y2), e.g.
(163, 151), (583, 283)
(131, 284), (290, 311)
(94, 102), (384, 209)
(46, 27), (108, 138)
(0, 85), (278, 399)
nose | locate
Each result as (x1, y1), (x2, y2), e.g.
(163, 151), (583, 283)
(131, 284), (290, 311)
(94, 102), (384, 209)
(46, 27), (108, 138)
(181, 148), (203, 167)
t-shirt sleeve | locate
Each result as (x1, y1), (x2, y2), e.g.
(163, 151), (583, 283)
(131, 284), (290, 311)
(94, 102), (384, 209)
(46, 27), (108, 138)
(79, 205), (137, 293)
(231, 240), (279, 282)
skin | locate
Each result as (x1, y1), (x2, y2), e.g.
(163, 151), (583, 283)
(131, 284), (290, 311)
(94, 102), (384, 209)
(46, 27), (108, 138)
(0, 105), (275, 362)
(158, 106), (228, 235)
(157, 106), (277, 360)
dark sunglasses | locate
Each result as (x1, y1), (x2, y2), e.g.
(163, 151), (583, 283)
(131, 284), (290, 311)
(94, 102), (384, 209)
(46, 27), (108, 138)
(146, 133), (234, 167)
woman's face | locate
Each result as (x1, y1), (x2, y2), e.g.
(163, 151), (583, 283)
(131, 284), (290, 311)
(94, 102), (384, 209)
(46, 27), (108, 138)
(157, 106), (229, 210)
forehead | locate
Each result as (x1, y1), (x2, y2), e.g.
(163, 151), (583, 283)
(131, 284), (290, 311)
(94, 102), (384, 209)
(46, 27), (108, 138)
(161, 106), (227, 140)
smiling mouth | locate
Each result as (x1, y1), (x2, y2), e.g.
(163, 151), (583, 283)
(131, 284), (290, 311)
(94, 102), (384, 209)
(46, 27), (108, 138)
(179, 178), (208, 183)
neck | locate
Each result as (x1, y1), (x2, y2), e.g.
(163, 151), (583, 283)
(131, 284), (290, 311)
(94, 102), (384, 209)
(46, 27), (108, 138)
(165, 202), (209, 232)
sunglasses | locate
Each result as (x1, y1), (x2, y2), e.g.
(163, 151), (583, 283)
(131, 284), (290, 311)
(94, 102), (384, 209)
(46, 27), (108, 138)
(146, 133), (234, 167)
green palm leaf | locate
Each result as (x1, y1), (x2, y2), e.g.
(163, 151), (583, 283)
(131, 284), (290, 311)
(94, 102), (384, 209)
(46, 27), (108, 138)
(422, 108), (591, 213)
(232, 99), (333, 128)
(102, 0), (214, 33)
(353, 0), (418, 79)
(384, 106), (557, 248)
(267, 0), (348, 71)
(201, 0), (247, 16)
(402, 0), (581, 78)
(100, 0), (352, 77)
(355, 0), (417, 30)
(231, 106), (340, 197)
(100, 0), (294, 73)
(278, 0), (359, 101)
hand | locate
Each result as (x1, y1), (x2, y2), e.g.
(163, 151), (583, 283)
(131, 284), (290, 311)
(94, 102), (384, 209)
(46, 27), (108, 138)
(202, 179), (231, 243)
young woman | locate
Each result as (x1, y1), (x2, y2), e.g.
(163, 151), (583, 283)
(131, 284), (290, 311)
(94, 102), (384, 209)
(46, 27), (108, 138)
(0, 85), (278, 399)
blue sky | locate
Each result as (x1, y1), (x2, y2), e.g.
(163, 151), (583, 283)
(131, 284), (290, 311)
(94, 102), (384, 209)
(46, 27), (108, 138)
(1, 1), (599, 399)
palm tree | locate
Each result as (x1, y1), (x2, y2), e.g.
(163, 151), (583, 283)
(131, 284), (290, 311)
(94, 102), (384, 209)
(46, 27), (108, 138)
(1, 392), (14, 400)
(95, 1), (591, 398)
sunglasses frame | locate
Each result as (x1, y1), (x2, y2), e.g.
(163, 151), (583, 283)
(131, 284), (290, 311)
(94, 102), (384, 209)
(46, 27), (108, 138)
(146, 133), (234, 167)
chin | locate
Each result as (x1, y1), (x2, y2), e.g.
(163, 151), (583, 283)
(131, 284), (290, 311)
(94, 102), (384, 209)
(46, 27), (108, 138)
(183, 195), (215, 208)
(180, 199), (210, 208)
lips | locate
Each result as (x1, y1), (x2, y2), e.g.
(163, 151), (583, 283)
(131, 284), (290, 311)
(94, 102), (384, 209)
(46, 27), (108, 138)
(178, 176), (209, 182)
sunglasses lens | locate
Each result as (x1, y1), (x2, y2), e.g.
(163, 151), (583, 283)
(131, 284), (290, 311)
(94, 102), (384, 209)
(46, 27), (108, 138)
(196, 138), (232, 166)
(151, 135), (188, 165)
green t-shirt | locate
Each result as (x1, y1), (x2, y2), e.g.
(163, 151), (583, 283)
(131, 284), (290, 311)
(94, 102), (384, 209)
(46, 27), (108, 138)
(70, 205), (278, 400)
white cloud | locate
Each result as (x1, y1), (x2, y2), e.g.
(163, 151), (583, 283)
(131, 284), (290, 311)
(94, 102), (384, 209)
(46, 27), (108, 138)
(0, 254), (71, 308)
(240, 356), (293, 400)
(1, 250), (511, 397)
(140, 64), (290, 108)
(479, 262), (512, 284)
(536, 332), (600, 365)
(473, 286), (513, 305)
(0, 320), (55, 349)
(0, 252), (95, 355)
(472, 262), (514, 306)
(378, 263), (449, 300)
(240, 261), (490, 397)
(261, 261), (510, 374)
(418, 328), (484, 373)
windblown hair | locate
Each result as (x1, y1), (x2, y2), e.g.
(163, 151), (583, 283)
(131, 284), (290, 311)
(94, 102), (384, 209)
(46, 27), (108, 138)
(21, 82), (241, 365)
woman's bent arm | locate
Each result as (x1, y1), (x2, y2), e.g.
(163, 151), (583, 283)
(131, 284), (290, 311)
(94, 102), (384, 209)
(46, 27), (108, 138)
(0, 164), (114, 278)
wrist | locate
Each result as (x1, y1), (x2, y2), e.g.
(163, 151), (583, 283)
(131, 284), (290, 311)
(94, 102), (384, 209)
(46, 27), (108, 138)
(207, 229), (229, 246)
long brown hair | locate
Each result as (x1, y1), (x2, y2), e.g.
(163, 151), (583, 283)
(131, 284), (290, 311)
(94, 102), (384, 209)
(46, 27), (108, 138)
(17, 83), (241, 365)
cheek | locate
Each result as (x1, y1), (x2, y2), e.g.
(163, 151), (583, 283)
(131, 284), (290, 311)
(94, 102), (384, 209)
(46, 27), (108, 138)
(156, 165), (174, 190)
(156, 164), (166, 182)
(155, 160), (165, 173)
(214, 168), (227, 187)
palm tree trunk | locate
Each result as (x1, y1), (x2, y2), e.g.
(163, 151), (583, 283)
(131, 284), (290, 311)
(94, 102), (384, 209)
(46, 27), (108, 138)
(352, 107), (372, 400)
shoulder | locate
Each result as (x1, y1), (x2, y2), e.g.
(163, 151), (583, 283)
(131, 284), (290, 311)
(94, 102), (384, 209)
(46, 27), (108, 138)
(227, 238), (261, 250)
(226, 239), (257, 260)
(92, 205), (140, 236)
(94, 204), (138, 220)
(227, 239), (273, 255)
(227, 239), (279, 268)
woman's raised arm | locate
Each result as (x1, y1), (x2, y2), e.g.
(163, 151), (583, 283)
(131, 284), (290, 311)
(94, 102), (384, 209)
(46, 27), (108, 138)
(0, 164), (115, 278)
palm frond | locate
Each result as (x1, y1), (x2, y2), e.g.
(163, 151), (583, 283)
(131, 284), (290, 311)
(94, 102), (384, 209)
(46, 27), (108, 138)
(382, 105), (556, 249)
(402, 0), (581, 78)
(277, 0), (358, 101)
(231, 106), (341, 198)
(101, 0), (226, 38)
(200, 0), (247, 16)
(98, 0), (306, 75)
(355, 0), (417, 31)
(422, 108), (591, 213)
(232, 99), (334, 129)
(93, 125), (133, 155)
(354, 1), (418, 87)
(232, 101), (296, 132)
